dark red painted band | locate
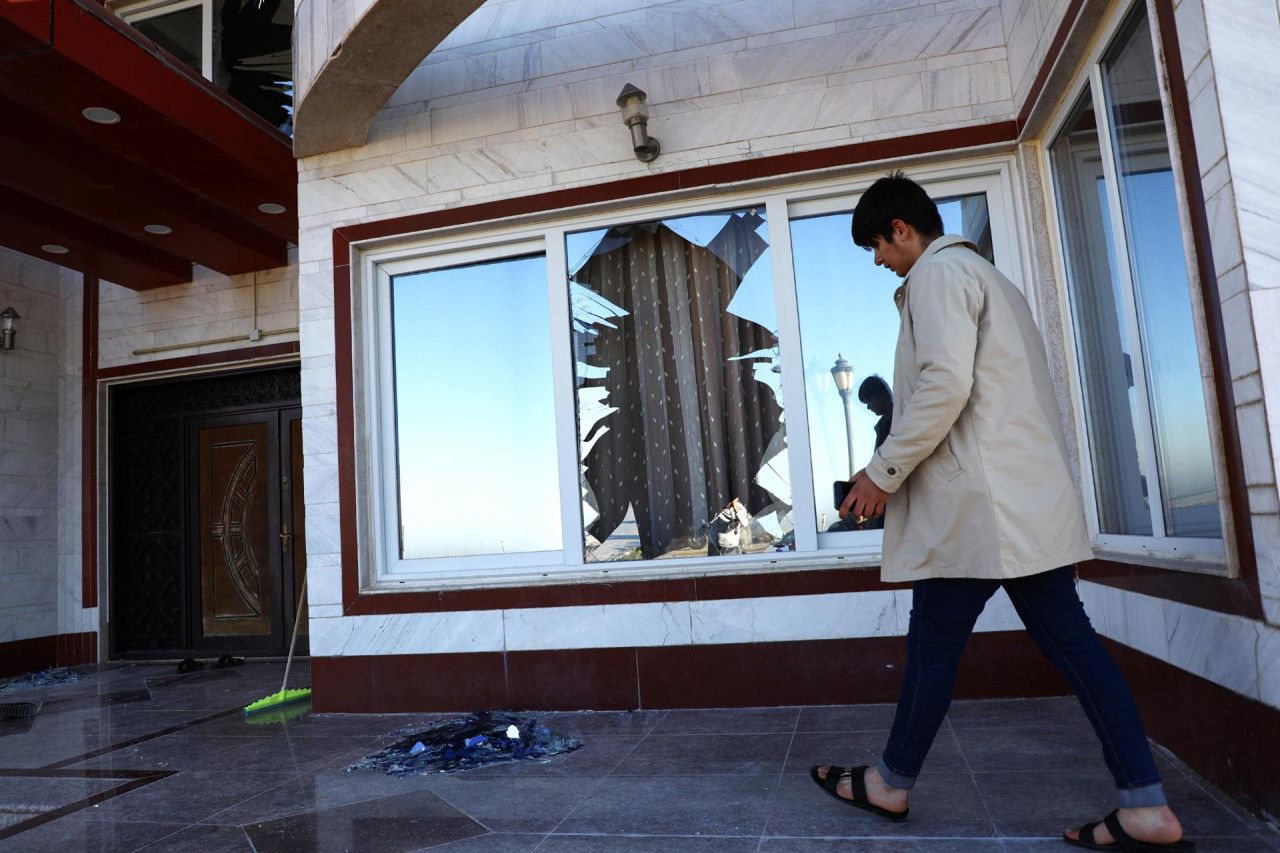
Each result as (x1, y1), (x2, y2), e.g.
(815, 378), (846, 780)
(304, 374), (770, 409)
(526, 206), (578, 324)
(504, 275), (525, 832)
(81, 277), (98, 609)
(311, 630), (1069, 713)
(0, 632), (97, 678)
(1150, 0), (1260, 616)
(96, 341), (300, 380)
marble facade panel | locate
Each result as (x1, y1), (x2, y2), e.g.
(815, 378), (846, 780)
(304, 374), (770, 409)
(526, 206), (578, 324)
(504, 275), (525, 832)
(309, 608), (506, 657)
(1200, 0), (1280, 292)
(505, 601), (692, 651)
(1164, 600), (1261, 700)
(690, 591), (899, 646)
(671, 0), (795, 51)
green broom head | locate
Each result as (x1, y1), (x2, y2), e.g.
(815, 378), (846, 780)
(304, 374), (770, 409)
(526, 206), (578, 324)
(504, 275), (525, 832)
(244, 687), (312, 715)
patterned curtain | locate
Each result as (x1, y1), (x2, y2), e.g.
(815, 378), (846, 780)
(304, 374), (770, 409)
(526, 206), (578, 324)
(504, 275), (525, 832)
(572, 213), (782, 559)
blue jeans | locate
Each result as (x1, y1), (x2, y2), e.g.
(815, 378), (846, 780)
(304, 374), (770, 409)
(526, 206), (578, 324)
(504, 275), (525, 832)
(878, 566), (1166, 808)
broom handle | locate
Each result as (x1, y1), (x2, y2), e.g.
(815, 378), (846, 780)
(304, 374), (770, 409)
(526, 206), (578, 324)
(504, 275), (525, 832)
(280, 570), (307, 694)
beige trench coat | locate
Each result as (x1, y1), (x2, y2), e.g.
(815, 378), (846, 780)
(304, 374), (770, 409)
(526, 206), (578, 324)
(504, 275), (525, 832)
(864, 235), (1094, 582)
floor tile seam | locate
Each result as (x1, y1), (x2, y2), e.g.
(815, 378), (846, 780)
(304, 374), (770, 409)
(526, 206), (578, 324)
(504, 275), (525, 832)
(187, 769), (313, 826)
(1176, 769), (1263, 827)
(241, 823), (260, 853)
(404, 783), (500, 835)
(196, 779), (462, 828)
(534, 729), (656, 848)
(0, 773), (169, 842)
(755, 703), (802, 850)
(949, 721), (1003, 839)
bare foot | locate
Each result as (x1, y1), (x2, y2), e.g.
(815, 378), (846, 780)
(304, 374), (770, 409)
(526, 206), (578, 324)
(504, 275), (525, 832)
(814, 765), (910, 815)
(1064, 805), (1184, 846)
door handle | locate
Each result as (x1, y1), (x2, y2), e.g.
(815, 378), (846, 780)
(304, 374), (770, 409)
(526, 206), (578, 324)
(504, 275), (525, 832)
(280, 523), (291, 553)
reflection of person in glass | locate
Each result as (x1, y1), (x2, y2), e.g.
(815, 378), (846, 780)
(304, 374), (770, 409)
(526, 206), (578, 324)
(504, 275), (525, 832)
(828, 375), (893, 532)
(811, 173), (1188, 850)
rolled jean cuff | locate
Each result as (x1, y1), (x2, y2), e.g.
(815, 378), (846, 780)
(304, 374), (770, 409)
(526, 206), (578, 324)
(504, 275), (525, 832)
(877, 757), (918, 791)
(1116, 782), (1166, 808)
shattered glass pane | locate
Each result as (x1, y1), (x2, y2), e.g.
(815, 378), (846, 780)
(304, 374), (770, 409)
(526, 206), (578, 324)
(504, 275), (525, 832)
(347, 711), (581, 775)
(217, 0), (295, 133)
(567, 207), (794, 562)
(0, 668), (82, 691)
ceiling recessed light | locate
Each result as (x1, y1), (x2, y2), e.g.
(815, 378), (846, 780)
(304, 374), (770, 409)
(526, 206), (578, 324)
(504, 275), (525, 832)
(41, 244), (70, 254)
(258, 203), (286, 215)
(144, 224), (173, 235)
(82, 107), (121, 125)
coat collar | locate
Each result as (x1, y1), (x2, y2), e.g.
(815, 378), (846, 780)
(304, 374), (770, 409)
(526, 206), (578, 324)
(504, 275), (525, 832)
(892, 234), (979, 309)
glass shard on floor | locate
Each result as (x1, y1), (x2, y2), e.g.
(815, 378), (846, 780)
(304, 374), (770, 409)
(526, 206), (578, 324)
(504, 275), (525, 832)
(347, 711), (582, 775)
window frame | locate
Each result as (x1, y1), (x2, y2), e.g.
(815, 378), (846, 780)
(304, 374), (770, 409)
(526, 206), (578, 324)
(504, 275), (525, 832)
(1040, 0), (1229, 574)
(114, 0), (215, 81)
(354, 159), (1028, 590)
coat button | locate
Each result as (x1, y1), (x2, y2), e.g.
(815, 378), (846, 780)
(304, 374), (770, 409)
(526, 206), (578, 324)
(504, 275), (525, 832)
(887, 467), (897, 475)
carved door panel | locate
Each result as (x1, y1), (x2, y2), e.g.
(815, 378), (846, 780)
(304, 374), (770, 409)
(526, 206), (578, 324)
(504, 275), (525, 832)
(190, 413), (286, 652)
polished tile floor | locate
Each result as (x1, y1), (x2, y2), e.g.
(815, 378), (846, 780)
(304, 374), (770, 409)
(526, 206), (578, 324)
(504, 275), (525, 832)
(0, 662), (1275, 852)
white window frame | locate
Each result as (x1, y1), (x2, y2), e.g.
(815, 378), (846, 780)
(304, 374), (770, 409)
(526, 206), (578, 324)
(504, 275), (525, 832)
(354, 158), (1027, 590)
(1041, 0), (1228, 574)
(114, 0), (215, 81)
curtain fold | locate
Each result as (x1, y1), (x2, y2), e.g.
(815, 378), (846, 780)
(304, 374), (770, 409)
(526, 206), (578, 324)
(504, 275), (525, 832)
(572, 214), (782, 559)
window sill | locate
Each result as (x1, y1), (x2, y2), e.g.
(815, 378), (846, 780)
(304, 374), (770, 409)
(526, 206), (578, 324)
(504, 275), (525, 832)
(1089, 542), (1230, 577)
(366, 548), (886, 595)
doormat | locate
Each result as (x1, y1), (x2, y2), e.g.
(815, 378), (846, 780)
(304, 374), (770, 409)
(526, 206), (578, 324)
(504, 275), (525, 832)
(0, 668), (81, 691)
(348, 711), (582, 776)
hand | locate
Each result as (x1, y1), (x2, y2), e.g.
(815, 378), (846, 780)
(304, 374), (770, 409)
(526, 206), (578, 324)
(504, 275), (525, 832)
(839, 467), (890, 522)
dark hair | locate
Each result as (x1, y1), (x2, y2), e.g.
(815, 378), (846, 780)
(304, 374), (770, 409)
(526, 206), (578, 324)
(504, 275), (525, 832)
(850, 171), (943, 249)
(857, 374), (891, 405)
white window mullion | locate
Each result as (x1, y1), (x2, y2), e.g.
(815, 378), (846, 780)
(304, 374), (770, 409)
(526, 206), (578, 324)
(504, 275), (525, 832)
(766, 195), (818, 553)
(373, 265), (403, 572)
(545, 228), (586, 567)
(1090, 66), (1167, 539)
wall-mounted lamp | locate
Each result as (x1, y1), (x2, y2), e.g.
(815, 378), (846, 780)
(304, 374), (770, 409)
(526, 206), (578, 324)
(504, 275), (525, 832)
(1, 307), (19, 351)
(616, 84), (660, 162)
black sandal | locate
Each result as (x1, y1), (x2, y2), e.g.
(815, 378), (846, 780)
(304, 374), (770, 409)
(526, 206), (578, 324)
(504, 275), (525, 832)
(214, 654), (244, 669)
(809, 764), (909, 822)
(1064, 810), (1195, 851)
(176, 658), (204, 674)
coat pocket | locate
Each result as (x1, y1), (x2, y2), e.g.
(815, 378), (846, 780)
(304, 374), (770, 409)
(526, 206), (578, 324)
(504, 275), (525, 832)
(933, 436), (964, 481)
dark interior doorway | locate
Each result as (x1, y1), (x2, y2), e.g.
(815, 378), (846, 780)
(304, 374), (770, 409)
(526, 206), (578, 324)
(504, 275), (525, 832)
(108, 365), (306, 659)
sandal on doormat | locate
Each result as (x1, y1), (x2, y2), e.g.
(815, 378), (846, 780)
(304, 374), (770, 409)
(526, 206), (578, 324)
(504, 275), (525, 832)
(1064, 811), (1195, 851)
(176, 658), (204, 674)
(809, 765), (909, 822)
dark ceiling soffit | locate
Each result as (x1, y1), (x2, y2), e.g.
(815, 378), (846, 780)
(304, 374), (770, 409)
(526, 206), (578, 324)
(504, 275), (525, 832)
(0, 186), (191, 290)
(0, 0), (297, 289)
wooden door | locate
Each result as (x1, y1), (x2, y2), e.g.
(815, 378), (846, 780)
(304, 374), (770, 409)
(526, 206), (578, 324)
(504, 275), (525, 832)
(190, 412), (285, 652)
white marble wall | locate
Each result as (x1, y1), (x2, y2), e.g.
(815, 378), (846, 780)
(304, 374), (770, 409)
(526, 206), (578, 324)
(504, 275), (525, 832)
(1002, 0), (1072, 107)
(0, 248), (66, 645)
(309, 587), (1028, 656)
(98, 259), (299, 371)
(291, 0), (1280, 717)
(294, 0), (1021, 672)
(1170, 0), (1280, 624)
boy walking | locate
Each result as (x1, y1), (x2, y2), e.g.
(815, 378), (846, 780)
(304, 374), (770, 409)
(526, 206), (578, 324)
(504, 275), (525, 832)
(812, 173), (1190, 850)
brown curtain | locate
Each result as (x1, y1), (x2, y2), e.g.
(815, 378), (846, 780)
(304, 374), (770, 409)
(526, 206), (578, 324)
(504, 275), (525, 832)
(573, 214), (782, 558)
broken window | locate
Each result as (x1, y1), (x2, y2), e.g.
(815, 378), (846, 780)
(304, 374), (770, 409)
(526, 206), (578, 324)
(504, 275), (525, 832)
(567, 209), (793, 562)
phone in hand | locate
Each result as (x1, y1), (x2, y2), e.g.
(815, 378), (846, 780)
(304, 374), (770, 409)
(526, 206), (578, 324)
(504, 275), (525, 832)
(833, 479), (854, 512)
